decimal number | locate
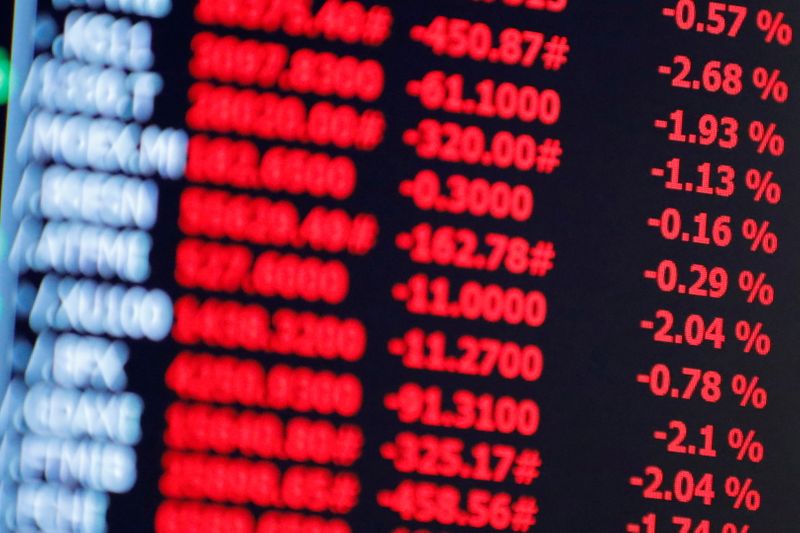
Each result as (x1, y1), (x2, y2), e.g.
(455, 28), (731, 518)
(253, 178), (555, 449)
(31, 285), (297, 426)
(384, 383), (540, 436)
(186, 83), (385, 150)
(401, 223), (554, 277)
(406, 119), (547, 172)
(664, 1), (747, 37)
(392, 329), (543, 382)
(643, 309), (726, 349)
(382, 432), (541, 485)
(190, 33), (385, 102)
(187, 137), (358, 200)
(176, 240), (350, 304)
(628, 515), (734, 533)
(668, 55), (743, 95)
(656, 158), (735, 198)
(648, 208), (732, 248)
(166, 353), (363, 416)
(658, 109), (739, 149)
(394, 274), (547, 327)
(473, 0), (568, 13)
(172, 295), (366, 361)
(400, 170), (534, 222)
(644, 260), (728, 299)
(412, 16), (558, 69)
(657, 420), (717, 458)
(379, 480), (538, 531)
(410, 71), (560, 124)
(634, 466), (716, 506)
(194, 0), (393, 47)
(638, 364), (722, 404)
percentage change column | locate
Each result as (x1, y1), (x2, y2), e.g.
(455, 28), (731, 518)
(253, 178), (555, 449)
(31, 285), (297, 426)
(627, 1), (791, 531)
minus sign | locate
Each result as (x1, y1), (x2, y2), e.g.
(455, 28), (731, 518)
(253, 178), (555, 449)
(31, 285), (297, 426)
(662, 8), (676, 17)
(636, 374), (651, 384)
(653, 430), (667, 440)
(657, 65), (672, 75)
(640, 320), (655, 330)
(651, 167), (665, 177)
(647, 217), (661, 227)
(654, 119), (668, 129)
(629, 476), (644, 487)
(643, 270), (657, 279)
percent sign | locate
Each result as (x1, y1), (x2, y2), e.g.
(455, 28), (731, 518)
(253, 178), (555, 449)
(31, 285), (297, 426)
(752, 67), (789, 103)
(737, 271), (775, 306)
(749, 121), (785, 156)
(745, 169), (782, 204)
(741, 219), (778, 254)
(731, 374), (768, 409)
(735, 321), (772, 356)
(725, 477), (762, 512)
(728, 428), (765, 463)
(757, 10), (793, 46)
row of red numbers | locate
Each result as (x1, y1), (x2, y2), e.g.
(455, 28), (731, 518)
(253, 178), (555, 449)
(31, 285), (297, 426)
(411, 17), (569, 71)
(407, 71), (561, 124)
(378, 480), (538, 531)
(389, 328), (543, 382)
(191, 33), (384, 101)
(472, 0), (567, 12)
(161, 452), (359, 512)
(187, 83), (385, 150)
(164, 401), (363, 466)
(399, 170), (534, 221)
(384, 384), (540, 436)
(187, 138), (358, 200)
(157, 501), (352, 533)
(194, 0), (393, 46)
(179, 187), (378, 254)
(381, 432), (541, 485)
(173, 296), (366, 360)
(398, 223), (555, 277)
(166, 353), (362, 416)
(630, 467), (762, 513)
(393, 274), (548, 326)
(404, 119), (562, 173)
(176, 240), (350, 303)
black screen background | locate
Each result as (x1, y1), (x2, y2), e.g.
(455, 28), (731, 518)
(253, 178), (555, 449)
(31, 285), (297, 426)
(4, 1), (799, 531)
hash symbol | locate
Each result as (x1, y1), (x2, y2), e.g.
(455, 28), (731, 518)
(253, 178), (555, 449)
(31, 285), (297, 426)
(541, 36), (570, 71)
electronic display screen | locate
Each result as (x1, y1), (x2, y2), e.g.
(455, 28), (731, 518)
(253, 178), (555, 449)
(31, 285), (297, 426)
(1, 1), (799, 531)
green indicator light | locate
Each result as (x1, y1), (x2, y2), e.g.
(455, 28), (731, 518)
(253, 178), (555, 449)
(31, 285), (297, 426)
(0, 230), (6, 315)
(0, 47), (10, 106)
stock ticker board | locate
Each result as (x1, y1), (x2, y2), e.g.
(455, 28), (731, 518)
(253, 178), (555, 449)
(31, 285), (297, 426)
(1, 1), (799, 532)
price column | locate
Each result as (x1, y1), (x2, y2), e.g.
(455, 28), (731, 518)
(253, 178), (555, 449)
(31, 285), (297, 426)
(156, 1), (393, 532)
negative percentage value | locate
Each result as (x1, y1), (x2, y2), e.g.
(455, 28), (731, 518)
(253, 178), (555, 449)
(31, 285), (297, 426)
(626, 514), (751, 533)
